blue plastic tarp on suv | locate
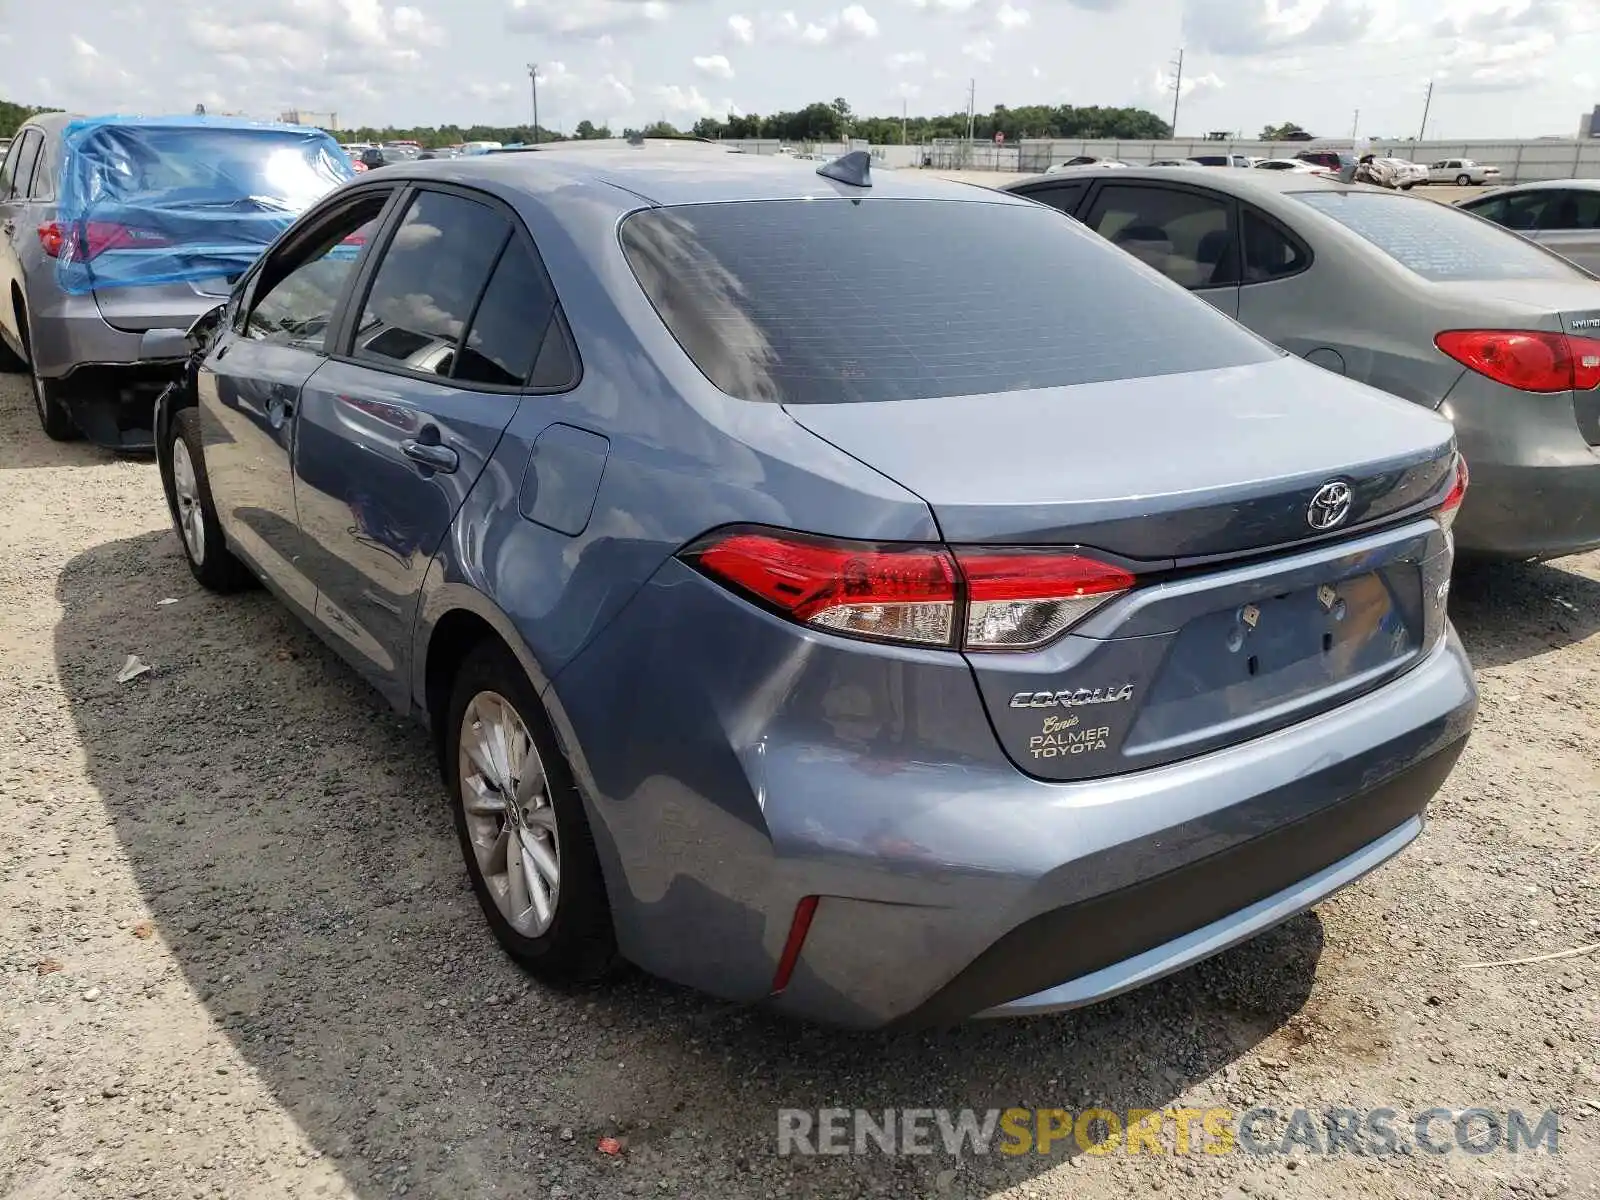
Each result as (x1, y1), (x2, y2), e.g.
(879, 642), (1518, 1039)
(54, 115), (355, 294)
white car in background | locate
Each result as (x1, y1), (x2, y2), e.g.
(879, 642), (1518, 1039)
(1044, 156), (1130, 173)
(1380, 158), (1428, 190)
(1426, 158), (1502, 185)
(1254, 158), (1333, 175)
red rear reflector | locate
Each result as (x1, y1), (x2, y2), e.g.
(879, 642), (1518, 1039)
(689, 531), (957, 646)
(1435, 329), (1600, 394)
(37, 222), (65, 258)
(1438, 453), (1469, 533)
(957, 550), (1135, 649)
(685, 528), (1138, 651)
(770, 895), (819, 995)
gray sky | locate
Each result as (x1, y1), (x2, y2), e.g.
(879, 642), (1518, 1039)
(4, 0), (1597, 138)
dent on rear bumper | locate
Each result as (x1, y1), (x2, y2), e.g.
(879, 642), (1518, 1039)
(550, 563), (1476, 1030)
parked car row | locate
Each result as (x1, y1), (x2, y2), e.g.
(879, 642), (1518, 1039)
(0, 113), (354, 446)
(1043, 152), (1446, 188)
(8, 133), (1594, 1032)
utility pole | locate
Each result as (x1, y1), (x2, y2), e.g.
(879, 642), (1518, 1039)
(1418, 80), (1433, 143)
(527, 63), (539, 144)
(965, 79), (976, 145)
(1168, 48), (1184, 136)
(902, 97), (907, 146)
(1351, 108), (1360, 137)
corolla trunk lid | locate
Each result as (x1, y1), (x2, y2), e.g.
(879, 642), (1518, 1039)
(786, 357), (1461, 783)
(784, 357), (1456, 558)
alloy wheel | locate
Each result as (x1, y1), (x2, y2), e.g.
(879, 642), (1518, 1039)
(170, 438), (206, 565)
(458, 690), (561, 937)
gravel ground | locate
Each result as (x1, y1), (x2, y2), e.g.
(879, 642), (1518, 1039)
(0, 370), (1596, 1200)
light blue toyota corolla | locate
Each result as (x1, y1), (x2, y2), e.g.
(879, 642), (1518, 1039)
(154, 141), (1477, 1028)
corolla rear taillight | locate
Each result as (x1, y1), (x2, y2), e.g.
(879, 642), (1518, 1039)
(684, 528), (1135, 651)
(957, 550), (1135, 649)
(688, 530), (958, 646)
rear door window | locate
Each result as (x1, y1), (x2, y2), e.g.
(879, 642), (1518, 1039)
(1082, 184), (1238, 289)
(1541, 190), (1600, 231)
(349, 190), (510, 379)
(6, 131), (41, 203)
(1016, 181), (1087, 216)
(1293, 191), (1584, 282)
(453, 235), (575, 389)
(27, 134), (55, 200)
(619, 197), (1275, 405)
(1241, 208), (1310, 282)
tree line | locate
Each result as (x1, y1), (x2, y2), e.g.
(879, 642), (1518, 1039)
(3, 96), (1176, 148)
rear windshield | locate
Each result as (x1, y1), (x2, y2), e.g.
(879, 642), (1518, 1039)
(1293, 191), (1585, 283)
(619, 198), (1277, 405)
(74, 125), (352, 212)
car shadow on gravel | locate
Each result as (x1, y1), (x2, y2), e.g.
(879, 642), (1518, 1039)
(1449, 556), (1600, 670)
(57, 530), (1325, 1200)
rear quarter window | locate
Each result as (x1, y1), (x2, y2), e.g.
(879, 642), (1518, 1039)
(619, 198), (1277, 405)
(1293, 191), (1586, 282)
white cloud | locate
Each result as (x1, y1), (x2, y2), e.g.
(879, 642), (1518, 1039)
(1154, 64), (1225, 99)
(506, 0), (670, 37)
(759, 5), (878, 45)
(886, 49), (926, 69)
(727, 12), (755, 42)
(70, 34), (99, 57)
(693, 52), (735, 79)
(1183, 0), (1386, 57)
(839, 4), (879, 36)
(997, 3), (1030, 30)
(962, 36), (995, 61)
(654, 82), (736, 118)
(904, 0), (983, 12)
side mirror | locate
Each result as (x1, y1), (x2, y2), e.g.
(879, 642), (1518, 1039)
(184, 301), (228, 352)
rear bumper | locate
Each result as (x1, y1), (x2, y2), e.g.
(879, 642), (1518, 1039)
(1443, 377), (1600, 560)
(1452, 455), (1600, 559)
(550, 559), (1477, 1030)
(27, 295), (191, 450)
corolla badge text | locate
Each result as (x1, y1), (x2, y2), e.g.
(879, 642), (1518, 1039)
(1010, 684), (1134, 709)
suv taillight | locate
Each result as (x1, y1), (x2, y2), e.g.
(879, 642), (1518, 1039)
(684, 529), (1136, 651)
(1435, 329), (1600, 393)
(37, 222), (65, 258)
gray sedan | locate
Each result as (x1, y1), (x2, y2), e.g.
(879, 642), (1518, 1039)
(1004, 168), (1600, 560)
(1455, 180), (1600, 274)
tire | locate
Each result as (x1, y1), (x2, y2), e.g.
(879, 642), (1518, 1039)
(164, 407), (254, 592)
(1456, 174), (1471, 186)
(445, 638), (617, 985)
(16, 308), (78, 441)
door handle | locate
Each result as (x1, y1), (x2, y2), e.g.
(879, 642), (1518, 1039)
(401, 438), (458, 473)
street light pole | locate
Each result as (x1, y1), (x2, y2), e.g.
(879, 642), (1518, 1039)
(527, 62), (540, 144)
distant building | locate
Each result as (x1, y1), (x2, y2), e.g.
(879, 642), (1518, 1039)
(281, 109), (339, 130)
(1582, 107), (1598, 137)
